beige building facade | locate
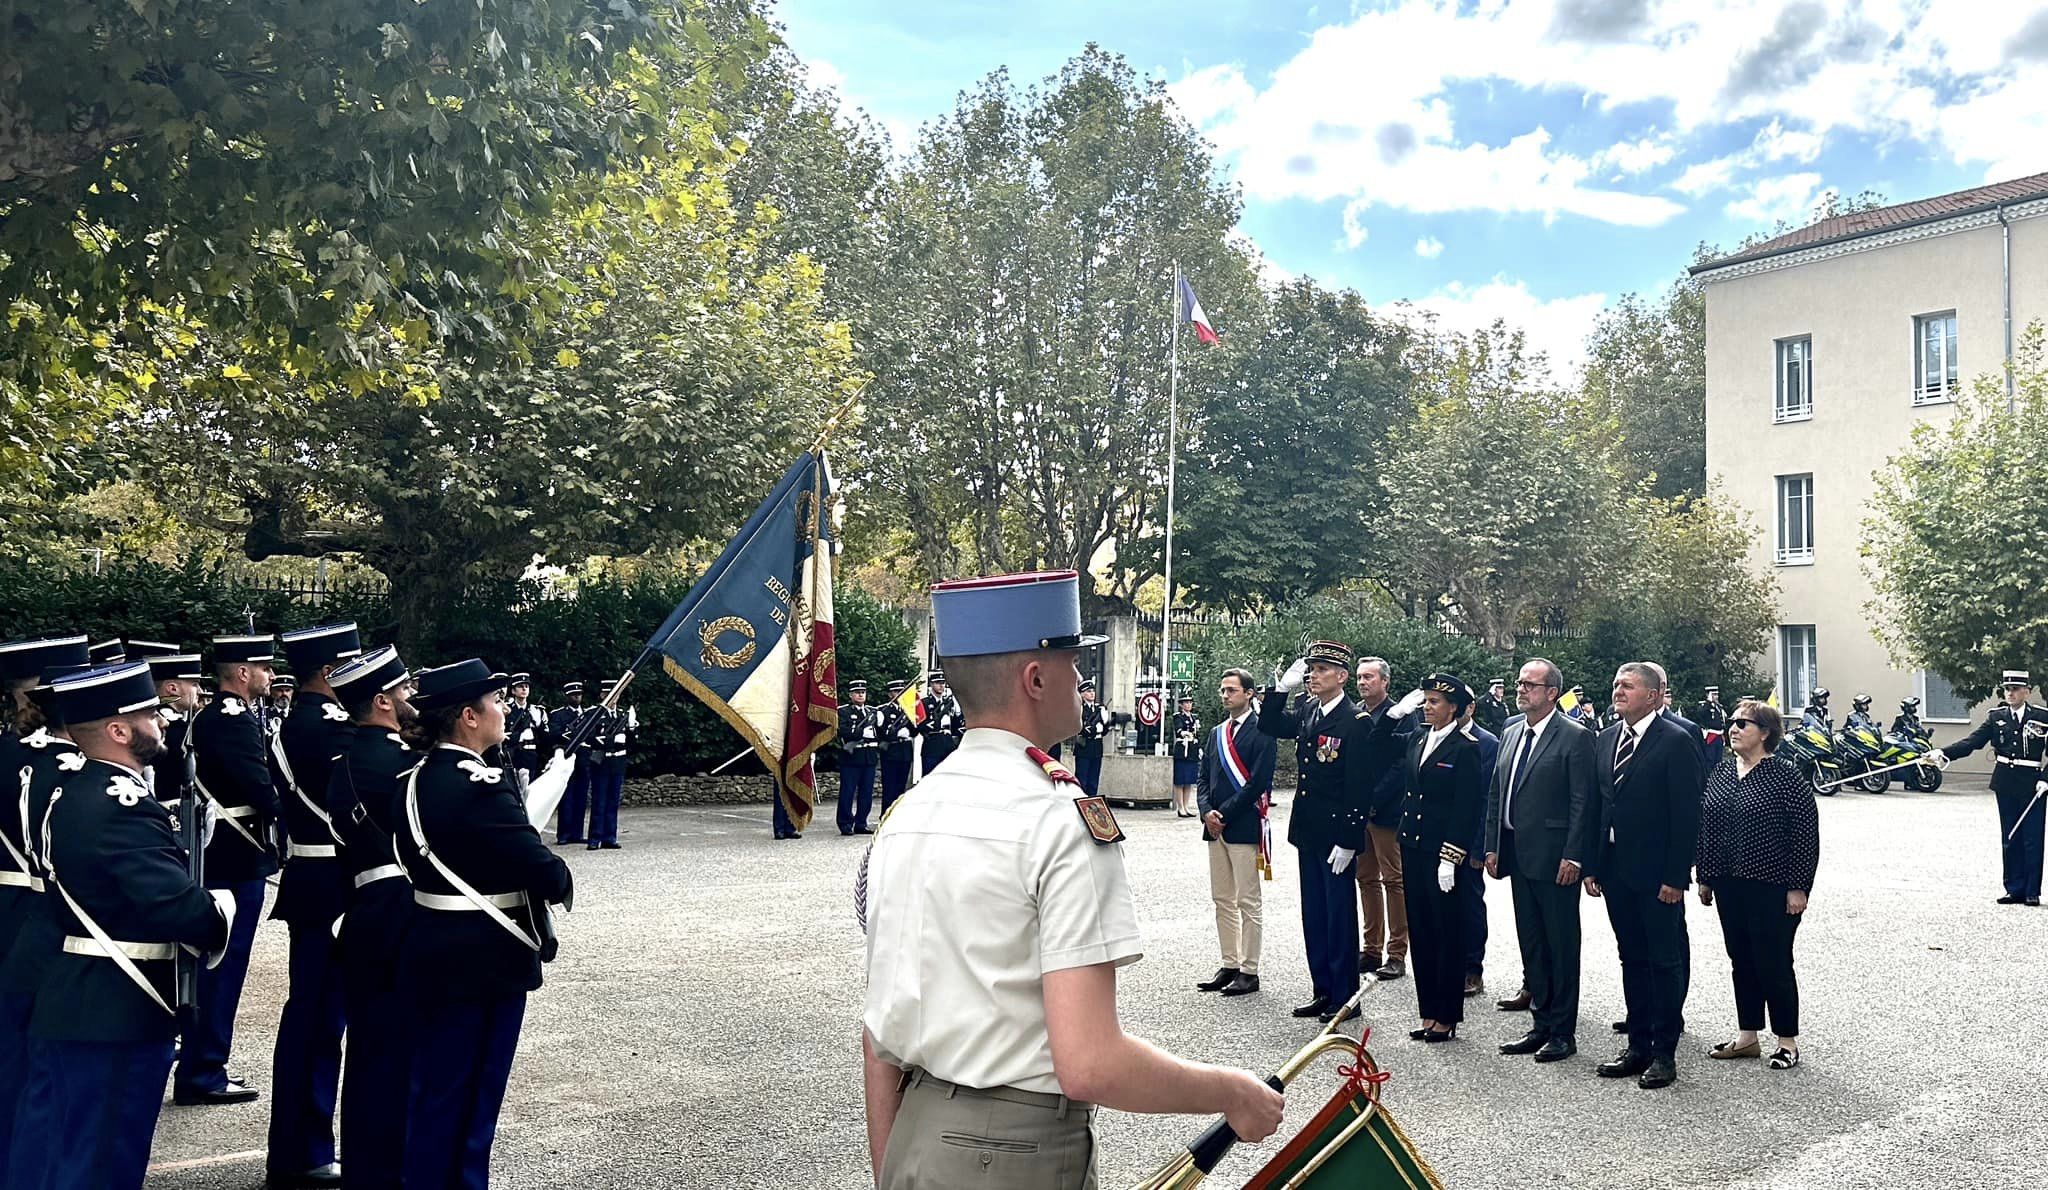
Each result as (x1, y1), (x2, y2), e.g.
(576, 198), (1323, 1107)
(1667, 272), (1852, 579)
(1696, 174), (2048, 753)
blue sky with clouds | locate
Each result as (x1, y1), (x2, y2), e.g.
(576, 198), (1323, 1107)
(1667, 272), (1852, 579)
(775, 0), (2048, 370)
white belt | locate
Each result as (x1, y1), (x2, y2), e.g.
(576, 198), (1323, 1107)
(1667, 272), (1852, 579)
(354, 864), (405, 889)
(288, 842), (338, 858)
(217, 803), (259, 819)
(63, 936), (178, 961)
(414, 889), (528, 912)
(1998, 757), (2044, 768)
(0, 870), (43, 891)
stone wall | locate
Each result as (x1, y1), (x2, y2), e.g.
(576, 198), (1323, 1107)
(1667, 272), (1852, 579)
(625, 771), (841, 807)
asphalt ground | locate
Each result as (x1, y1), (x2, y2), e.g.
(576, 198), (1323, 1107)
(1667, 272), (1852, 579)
(144, 774), (2047, 1189)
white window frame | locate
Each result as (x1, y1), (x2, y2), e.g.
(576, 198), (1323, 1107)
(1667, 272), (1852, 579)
(1913, 311), (1959, 406)
(1774, 335), (1813, 423)
(1775, 473), (1814, 565)
(1917, 669), (1974, 724)
(1779, 626), (1817, 709)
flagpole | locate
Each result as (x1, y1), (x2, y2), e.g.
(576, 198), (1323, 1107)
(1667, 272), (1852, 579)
(1159, 261), (1181, 756)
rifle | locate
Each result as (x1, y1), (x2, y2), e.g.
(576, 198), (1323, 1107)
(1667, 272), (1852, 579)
(176, 730), (203, 1012)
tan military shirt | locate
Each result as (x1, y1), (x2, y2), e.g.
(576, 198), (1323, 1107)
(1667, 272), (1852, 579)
(862, 727), (1143, 1095)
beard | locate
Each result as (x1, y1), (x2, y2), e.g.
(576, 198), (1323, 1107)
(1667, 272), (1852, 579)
(130, 729), (169, 767)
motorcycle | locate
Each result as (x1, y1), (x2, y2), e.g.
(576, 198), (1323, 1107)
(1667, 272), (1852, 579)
(1779, 715), (1848, 795)
(1836, 715), (1892, 793)
(1879, 718), (1944, 792)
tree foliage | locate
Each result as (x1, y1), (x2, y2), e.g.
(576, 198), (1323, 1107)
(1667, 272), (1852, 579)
(1581, 274), (1706, 499)
(1864, 323), (2048, 701)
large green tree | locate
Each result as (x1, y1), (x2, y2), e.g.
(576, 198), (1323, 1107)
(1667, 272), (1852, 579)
(1581, 271), (1705, 499)
(1170, 280), (1413, 612)
(1864, 323), (2048, 701)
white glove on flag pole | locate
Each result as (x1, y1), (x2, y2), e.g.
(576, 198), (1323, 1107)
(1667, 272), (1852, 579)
(525, 750), (577, 831)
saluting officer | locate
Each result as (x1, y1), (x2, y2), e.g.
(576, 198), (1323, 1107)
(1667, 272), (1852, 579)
(1072, 678), (1111, 796)
(325, 646), (422, 1189)
(267, 623), (363, 1189)
(876, 679), (917, 814)
(1930, 669), (2048, 905)
(837, 680), (882, 835)
(11, 661), (235, 1190)
(395, 661), (573, 1189)
(1170, 692), (1202, 818)
(0, 634), (91, 1178)
(587, 681), (632, 850)
(548, 681), (597, 846)
(176, 632), (284, 1106)
(860, 570), (1283, 1188)
(1261, 640), (1422, 1022)
(916, 671), (964, 775)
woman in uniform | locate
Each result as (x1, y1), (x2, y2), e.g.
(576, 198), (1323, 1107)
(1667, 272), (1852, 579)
(1170, 693), (1203, 817)
(1397, 674), (1487, 1043)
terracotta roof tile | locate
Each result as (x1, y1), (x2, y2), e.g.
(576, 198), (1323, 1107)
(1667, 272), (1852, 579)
(1694, 171), (2048, 273)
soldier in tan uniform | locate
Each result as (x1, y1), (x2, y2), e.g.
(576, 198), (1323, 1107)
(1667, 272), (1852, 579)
(859, 569), (1284, 1189)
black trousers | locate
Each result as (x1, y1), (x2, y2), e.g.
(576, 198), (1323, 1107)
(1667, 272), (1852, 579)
(1712, 876), (1803, 1037)
(1401, 846), (1468, 1026)
(1504, 830), (1583, 1041)
(1603, 879), (1689, 1060)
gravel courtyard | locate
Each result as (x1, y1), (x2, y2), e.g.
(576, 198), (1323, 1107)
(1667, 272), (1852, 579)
(146, 775), (2047, 1189)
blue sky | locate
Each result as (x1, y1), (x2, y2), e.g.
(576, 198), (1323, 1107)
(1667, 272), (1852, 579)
(775, 0), (2048, 371)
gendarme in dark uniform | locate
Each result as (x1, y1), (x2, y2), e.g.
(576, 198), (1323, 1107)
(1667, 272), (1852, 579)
(1258, 639), (1394, 1020)
(876, 679), (916, 814)
(1072, 679), (1111, 796)
(1936, 668), (2048, 904)
(325, 645), (422, 1189)
(177, 632), (284, 1105)
(266, 622), (364, 1187)
(14, 661), (234, 1190)
(1474, 680), (1510, 736)
(837, 680), (881, 835)
(916, 673), (964, 775)
(548, 682), (598, 845)
(504, 674), (546, 790)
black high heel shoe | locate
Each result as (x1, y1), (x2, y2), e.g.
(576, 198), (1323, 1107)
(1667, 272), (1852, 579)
(1421, 1026), (1457, 1043)
(1408, 1026), (1432, 1041)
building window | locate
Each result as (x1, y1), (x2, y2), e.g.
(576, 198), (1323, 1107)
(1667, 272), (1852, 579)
(1780, 626), (1817, 708)
(1775, 474), (1814, 564)
(1914, 312), (1958, 405)
(1775, 336), (1813, 422)
(1919, 670), (1974, 723)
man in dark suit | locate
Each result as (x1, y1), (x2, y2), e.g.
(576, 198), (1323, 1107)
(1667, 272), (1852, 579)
(1486, 659), (1598, 1063)
(1585, 662), (1704, 1090)
(1195, 668), (1275, 999)
(1261, 641), (1416, 1021)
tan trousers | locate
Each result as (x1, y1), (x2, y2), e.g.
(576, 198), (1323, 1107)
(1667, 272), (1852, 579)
(1356, 824), (1408, 962)
(1205, 839), (1263, 974)
(880, 1072), (1097, 1189)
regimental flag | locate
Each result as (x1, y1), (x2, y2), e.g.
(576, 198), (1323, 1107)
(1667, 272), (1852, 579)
(1179, 275), (1219, 345)
(646, 452), (839, 830)
(897, 677), (926, 726)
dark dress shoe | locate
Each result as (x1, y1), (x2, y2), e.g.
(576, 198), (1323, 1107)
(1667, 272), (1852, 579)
(1408, 1027), (1431, 1040)
(1534, 1037), (1577, 1063)
(1499, 1030), (1548, 1056)
(1220, 973), (1261, 997)
(586, 842), (601, 850)
(1195, 966), (1240, 992)
(1597, 1050), (1652, 1079)
(601, 841), (622, 849)
(774, 830), (802, 840)
(174, 1080), (259, 1106)
(1291, 997), (1331, 1019)
(853, 825), (874, 835)
(1638, 1057), (1677, 1089)
(1997, 895), (2022, 904)
(1612, 1019), (1630, 1033)
(1317, 1010), (1339, 1023)
(266, 1163), (343, 1188)
(2028, 898), (2042, 907)
(840, 828), (855, 836)
(1359, 952), (1383, 975)
(1496, 988), (1532, 1011)
(1374, 958), (1406, 981)
(1420, 1026), (1456, 1043)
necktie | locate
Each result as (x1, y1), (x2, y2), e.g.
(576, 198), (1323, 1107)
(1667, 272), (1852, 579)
(1306, 707), (1323, 738)
(1613, 726), (1636, 775)
(1228, 717), (1239, 746)
(1506, 725), (1536, 829)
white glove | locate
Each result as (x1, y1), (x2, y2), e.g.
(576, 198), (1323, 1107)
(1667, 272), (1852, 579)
(1387, 689), (1427, 719)
(524, 750), (578, 831)
(1275, 657), (1308, 695)
(2036, 780), (2047, 797)
(1327, 846), (1356, 874)
(1925, 749), (1950, 770)
(206, 889), (238, 970)
(1437, 860), (1456, 893)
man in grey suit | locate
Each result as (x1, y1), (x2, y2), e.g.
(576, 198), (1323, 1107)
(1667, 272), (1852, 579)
(1485, 658), (1598, 1063)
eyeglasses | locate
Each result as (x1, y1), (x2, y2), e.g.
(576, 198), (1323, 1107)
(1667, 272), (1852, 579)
(1513, 680), (1556, 690)
(1728, 718), (1755, 730)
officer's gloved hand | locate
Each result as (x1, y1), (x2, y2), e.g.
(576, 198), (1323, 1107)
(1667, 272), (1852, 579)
(1925, 749), (1950, 770)
(2036, 779), (2047, 797)
(1437, 860), (1456, 893)
(205, 889), (238, 970)
(1327, 846), (1356, 875)
(523, 750), (577, 831)
(1387, 689), (1427, 719)
(1275, 658), (1308, 695)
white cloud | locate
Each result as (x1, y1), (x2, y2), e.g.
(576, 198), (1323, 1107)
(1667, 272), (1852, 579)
(1415, 235), (1445, 258)
(805, 56), (847, 96)
(1399, 276), (1609, 382)
(1725, 172), (1829, 224)
(1593, 136), (1677, 176)
(1340, 201), (1371, 250)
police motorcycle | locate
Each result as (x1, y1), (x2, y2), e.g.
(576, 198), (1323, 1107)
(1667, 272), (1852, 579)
(1881, 698), (1945, 792)
(1778, 689), (1849, 796)
(1835, 694), (1893, 793)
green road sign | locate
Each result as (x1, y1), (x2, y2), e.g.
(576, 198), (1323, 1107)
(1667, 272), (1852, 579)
(1168, 650), (1195, 681)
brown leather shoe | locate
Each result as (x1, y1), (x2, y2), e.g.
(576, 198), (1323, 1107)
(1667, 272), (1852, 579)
(1496, 988), (1532, 1011)
(1462, 973), (1484, 997)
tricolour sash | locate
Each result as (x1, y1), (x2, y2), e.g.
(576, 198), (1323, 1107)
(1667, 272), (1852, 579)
(1212, 721), (1274, 882)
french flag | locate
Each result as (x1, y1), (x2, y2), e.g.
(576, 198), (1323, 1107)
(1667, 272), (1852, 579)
(1179, 275), (1219, 345)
